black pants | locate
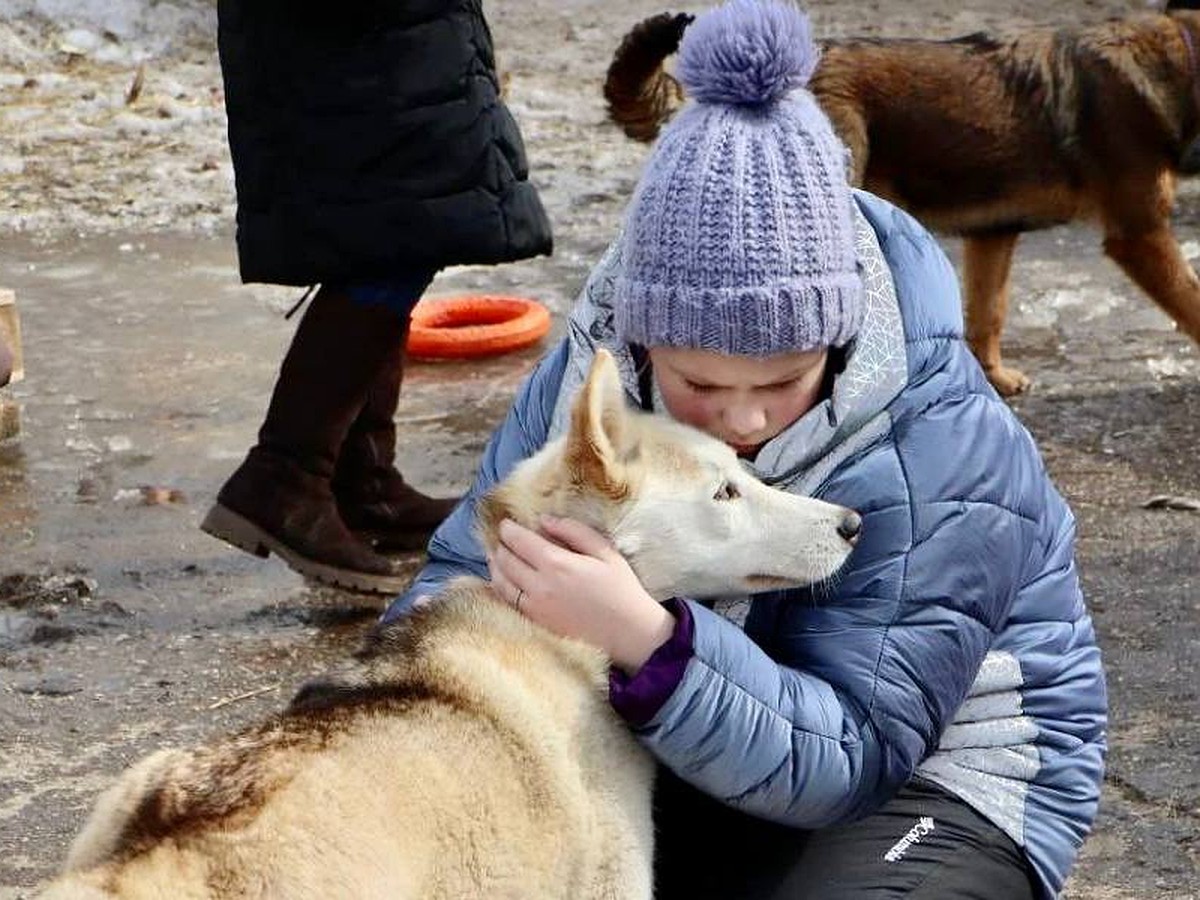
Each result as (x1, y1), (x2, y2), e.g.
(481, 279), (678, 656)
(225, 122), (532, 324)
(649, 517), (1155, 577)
(654, 769), (1038, 899)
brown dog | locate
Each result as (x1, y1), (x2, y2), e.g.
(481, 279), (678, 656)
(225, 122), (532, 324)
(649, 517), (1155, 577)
(604, 3), (1200, 395)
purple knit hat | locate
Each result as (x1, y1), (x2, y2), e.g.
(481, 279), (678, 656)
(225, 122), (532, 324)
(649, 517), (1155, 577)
(614, 0), (862, 355)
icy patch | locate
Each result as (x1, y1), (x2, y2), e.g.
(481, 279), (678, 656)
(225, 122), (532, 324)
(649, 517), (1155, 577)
(0, 0), (214, 60)
(1146, 355), (1196, 380)
(57, 27), (102, 55)
(1019, 287), (1127, 328)
(24, 71), (70, 88)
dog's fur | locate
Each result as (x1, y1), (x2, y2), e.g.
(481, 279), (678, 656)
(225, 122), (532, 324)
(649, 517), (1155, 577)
(604, 2), (1200, 394)
(40, 350), (857, 900)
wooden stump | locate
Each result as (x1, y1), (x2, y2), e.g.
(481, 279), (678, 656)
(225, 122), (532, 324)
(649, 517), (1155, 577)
(0, 287), (23, 442)
(0, 398), (18, 443)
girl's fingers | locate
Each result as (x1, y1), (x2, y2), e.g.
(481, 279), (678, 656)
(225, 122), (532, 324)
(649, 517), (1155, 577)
(497, 518), (557, 567)
(493, 540), (539, 594)
(538, 514), (614, 559)
(488, 555), (531, 612)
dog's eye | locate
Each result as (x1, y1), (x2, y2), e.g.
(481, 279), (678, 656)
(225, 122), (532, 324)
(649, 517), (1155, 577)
(714, 482), (740, 501)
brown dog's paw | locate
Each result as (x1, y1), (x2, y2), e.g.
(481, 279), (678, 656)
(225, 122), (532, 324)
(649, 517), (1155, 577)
(987, 365), (1032, 397)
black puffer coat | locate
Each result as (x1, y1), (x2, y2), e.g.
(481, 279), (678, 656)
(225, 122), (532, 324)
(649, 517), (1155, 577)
(217, 0), (553, 286)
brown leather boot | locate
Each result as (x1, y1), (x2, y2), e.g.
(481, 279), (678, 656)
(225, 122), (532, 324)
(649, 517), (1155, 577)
(334, 322), (461, 552)
(201, 286), (411, 594)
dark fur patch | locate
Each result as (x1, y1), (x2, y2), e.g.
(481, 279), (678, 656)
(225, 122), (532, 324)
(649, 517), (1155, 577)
(288, 678), (456, 717)
(108, 671), (473, 865)
(830, 32), (1004, 52)
(603, 12), (692, 142)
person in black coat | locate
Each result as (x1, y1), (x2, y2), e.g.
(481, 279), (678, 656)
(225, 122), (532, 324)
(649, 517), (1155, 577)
(202, 0), (553, 594)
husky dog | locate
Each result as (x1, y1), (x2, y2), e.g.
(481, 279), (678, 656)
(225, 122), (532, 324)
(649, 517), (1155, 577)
(40, 350), (858, 900)
(605, 2), (1200, 395)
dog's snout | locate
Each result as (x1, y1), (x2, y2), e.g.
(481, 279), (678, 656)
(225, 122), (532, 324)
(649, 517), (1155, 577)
(837, 510), (862, 545)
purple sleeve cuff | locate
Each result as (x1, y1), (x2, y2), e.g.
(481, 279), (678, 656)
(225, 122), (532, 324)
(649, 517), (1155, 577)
(608, 598), (695, 727)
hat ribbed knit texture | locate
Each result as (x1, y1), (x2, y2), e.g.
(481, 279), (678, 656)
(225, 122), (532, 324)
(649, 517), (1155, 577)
(615, 0), (862, 354)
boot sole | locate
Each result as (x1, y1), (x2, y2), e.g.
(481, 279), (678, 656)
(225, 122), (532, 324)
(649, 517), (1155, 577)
(200, 504), (411, 596)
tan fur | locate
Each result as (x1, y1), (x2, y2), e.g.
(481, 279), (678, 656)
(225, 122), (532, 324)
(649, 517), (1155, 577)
(603, 7), (1200, 395)
(40, 350), (856, 899)
(43, 588), (650, 900)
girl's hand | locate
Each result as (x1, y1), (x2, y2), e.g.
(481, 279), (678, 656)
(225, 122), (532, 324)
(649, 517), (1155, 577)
(487, 515), (676, 675)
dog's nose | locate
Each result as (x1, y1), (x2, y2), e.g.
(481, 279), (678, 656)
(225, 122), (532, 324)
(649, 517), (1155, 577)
(837, 510), (862, 545)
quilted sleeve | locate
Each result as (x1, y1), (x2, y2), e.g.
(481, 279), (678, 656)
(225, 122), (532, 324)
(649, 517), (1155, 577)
(633, 404), (1037, 826)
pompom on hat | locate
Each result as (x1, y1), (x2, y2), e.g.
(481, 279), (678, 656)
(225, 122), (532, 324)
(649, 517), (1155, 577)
(614, 0), (863, 355)
(676, 0), (819, 106)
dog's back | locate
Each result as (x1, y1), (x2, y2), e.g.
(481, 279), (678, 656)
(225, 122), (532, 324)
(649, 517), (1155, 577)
(42, 581), (654, 900)
(604, 12), (1190, 234)
(812, 31), (1093, 233)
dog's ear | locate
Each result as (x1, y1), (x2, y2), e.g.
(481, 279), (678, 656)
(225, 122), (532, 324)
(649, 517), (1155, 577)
(475, 484), (510, 551)
(566, 349), (632, 500)
(475, 350), (631, 551)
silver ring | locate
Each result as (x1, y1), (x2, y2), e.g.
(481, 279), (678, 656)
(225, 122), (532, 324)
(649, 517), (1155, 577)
(514, 589), (525, 613)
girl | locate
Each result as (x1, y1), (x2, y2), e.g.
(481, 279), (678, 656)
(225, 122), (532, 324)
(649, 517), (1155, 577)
(384, 2), (1106, 896)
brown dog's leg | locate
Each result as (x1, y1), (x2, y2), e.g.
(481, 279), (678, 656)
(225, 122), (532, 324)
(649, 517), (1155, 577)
(963, 232), (1029, 396)
(1102, 172), (1200, 347)
(1103, 226), (1200, 346)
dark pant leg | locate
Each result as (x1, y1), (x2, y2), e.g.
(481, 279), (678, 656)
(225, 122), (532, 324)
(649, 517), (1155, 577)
(653, 770), (1039, 900)
(653, 766), (812, 899)
(775, 778), (1039, 900)
(341, 269), (436, 317)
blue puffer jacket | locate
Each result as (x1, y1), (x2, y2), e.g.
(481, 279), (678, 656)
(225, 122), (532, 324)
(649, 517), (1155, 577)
(383, 192), (1107, 899)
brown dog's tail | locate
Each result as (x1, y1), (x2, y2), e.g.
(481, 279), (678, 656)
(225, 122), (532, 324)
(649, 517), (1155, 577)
(603, 12), (693, 142)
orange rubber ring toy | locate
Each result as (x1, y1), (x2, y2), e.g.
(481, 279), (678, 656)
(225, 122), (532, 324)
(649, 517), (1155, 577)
(406, 294), (552, 360)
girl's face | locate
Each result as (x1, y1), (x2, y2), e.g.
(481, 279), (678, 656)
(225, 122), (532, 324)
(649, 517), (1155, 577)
(649, 346), (829, 458)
